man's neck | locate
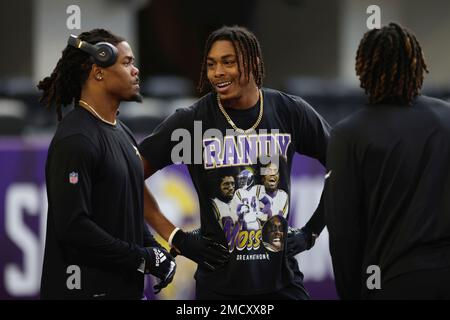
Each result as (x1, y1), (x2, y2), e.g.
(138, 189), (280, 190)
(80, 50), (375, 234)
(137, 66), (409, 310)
(222, 86), (259, 110)
(266, 189), (278, 198)
(80, 91), (119, 123)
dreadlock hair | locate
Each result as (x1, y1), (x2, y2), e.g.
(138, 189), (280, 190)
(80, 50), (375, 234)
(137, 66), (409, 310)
(355, 22), (429, 106)
(37, 29), (124, 121)
(197, 25), (265, 93)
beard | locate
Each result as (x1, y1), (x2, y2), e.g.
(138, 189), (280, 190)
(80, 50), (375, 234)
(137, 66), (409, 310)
(218, 192), (234, 203)
(122, 91), (143, 103)
(129, 92), (143, 103)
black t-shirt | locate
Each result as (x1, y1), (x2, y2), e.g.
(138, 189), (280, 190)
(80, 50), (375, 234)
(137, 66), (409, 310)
(41, 106), (155, 299)
(139, 88), (330, 295)
(325, 95), (450, 299)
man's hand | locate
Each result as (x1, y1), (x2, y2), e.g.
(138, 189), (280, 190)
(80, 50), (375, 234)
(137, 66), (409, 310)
(171, 229), (230, 271)
(287, 227), (317, 257)
(141, 247), (176, 293)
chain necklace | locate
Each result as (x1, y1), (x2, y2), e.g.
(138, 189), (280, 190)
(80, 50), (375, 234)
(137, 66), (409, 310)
(79, 99), (117, 126)
(217, 89), (263, 135)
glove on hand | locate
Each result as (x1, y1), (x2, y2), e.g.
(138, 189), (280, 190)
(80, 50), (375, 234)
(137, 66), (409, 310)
(171, 229), (230, 271)
(141, 247), (176, 294)
(286, 227), (317, 257)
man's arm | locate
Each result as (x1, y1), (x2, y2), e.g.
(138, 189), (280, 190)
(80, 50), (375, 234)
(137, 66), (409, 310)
(142, 158), (230, 270)
(144, 184), (177, 242)
(286, 98), (330, 254)
(48, 135), (169, 275)
(324, 129), (364, 299)
(303, 191), (325, 236)
(142, 158), (177, 242)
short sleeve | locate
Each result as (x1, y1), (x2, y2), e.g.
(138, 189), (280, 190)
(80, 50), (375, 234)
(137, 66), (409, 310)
(139, 108), (194, 171)
(290, 95), (331, 166)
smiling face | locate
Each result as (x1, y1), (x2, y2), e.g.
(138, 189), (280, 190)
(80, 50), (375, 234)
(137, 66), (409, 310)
(263, 174), (280, 193)
(101, 41), (142, 103)
(267, 217), (284, 250)
(206, 40), (257, 107)
(262, 163), (280, 193)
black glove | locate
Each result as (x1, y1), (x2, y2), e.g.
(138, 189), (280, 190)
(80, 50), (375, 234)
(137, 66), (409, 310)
(171, 229), (230, 271)
(141, 247), (176, 294)
(286, 227), (317, 257)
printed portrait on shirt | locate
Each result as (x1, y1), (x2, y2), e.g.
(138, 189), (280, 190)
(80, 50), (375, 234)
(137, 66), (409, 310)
(261, 215), (288, 253)
(207, 138), (290, 255)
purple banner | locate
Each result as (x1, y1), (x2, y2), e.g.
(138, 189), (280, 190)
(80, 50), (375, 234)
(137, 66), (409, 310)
(0, 137), (337, 300)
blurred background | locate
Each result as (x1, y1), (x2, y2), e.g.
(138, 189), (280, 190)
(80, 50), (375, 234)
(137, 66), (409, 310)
(1, 0), (450, 300)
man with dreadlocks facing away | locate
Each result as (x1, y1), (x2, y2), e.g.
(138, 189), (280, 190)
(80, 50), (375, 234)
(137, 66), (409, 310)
(38, 28), (176, 299)
(139, 25), (330, 299)
(325, 23), (450, 299)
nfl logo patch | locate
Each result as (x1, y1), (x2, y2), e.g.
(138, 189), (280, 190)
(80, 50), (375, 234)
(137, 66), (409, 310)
(69, 172), (79, 184)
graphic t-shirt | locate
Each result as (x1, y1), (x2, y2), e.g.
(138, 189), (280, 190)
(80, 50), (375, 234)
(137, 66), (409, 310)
(139, 88), (330, 295)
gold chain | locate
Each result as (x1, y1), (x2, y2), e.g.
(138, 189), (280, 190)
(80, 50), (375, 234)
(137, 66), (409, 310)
(217, 89), (263, 134)
(79, 100), (117, 126)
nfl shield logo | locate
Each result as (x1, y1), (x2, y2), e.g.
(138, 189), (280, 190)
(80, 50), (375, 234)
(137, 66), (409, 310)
(69, 172), (79, 184)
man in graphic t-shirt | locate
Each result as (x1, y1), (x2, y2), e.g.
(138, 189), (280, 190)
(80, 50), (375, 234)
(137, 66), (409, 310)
(140, 26), (330, 299)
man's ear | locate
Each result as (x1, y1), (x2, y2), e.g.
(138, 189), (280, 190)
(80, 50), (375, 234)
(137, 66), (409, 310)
(91, 65), (104, 81)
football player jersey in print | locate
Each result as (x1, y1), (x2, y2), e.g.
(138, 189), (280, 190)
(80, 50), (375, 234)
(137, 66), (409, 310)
(259, 186), (289, 220)
(139, 88), (330, 295)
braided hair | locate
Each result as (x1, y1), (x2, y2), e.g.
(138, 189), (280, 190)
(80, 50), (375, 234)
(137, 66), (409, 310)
(37, 29), (124, 121)
(355, 22), (429, 105)
(198, 25), (265, 93)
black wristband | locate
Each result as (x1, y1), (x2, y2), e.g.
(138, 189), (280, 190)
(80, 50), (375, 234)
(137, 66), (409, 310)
(172, 229), (186, 249)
